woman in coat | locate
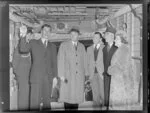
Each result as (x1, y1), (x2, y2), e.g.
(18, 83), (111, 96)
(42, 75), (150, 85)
(108, 30), (138, 109)
(12, 45), (31, 110)
(12, 30), (32, 110)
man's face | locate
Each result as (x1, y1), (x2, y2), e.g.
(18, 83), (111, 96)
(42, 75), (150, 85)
(42, 26), (51, 39)
(93, 34), (101, 45)
(70, 31), (79, 42)
(104, 32), (114, 44)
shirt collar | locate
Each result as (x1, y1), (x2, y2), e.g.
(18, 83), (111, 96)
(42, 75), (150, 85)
(108, 43), (113, 48)
(41, 38), (48, 44)
(94, 43), (100, 49)
(72, 41), (77, 46)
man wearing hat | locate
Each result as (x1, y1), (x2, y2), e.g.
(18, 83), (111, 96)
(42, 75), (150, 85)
(102, 21), (118, 110)
(57, 27), (88, 110)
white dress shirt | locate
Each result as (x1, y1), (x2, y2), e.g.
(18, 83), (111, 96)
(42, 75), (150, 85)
(41, 38), (48, 47)
(72, 41), (77, 46)
(93, 43), (101, 49)
(108, 43), (113, 48)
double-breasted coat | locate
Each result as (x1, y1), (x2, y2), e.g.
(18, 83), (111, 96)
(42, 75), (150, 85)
(57, 41), (88, 104)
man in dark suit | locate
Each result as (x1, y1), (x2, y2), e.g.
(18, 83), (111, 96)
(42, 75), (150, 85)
(19, 24), (57, 110)
(102, 22), (118, 110)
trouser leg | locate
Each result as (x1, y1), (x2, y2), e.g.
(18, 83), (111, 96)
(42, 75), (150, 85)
(104, 74), (111, 109)
(30, 83), (40, 110)
(42, 76), (52, 110)
(91, 74), (104, 109)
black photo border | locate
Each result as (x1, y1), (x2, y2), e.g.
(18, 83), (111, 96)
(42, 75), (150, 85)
(0, 0), (148, 113)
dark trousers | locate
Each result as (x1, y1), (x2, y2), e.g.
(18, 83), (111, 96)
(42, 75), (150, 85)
(104, 73), (111, 110)
(30, 76), (52, 110)
(64, 102), (78, 110)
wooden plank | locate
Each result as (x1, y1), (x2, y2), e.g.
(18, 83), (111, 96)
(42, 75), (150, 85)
(112, 4), (142, 18)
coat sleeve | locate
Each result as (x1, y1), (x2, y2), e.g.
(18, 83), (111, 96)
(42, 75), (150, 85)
(52, 44), (58, 78)
(19, 36), (32, 53)
(57, 43), (66, 81)
(83, 45), (88, 77)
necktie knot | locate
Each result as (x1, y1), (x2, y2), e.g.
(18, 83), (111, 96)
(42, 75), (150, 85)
(107, 44), (111, 52)
(74, 42), (77, 50)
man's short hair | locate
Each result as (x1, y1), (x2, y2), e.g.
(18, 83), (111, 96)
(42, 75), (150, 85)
(94, 32), (103, 39)
(68, 28), (80, 35)
(41, 24), (52, 31)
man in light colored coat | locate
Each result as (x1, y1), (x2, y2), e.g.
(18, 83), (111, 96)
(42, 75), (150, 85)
(57, 28), (88, 110)
(86, 32), (105, 109)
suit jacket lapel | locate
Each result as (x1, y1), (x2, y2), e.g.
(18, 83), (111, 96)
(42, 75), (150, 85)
(90, 45), (95, 63)
(97, 45), (103, 62)
(70, 41), (76, 56)
(103, 45), (107, 65)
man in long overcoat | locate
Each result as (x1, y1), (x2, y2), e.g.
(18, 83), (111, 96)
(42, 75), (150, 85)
(57, 28), (88, 110)
(19, 24), (57, 110)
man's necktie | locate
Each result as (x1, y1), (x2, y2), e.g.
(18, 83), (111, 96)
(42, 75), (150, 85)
(44, 41), (47, 48)
(107, 45), (110, 52)
(94, 45), (98, 61)
(94, 45), (98, 73)
(74, 43), (77, 51)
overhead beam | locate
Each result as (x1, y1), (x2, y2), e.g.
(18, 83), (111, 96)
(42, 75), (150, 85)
(47, 12), (88, 16)
(9, 12), (43, 28)
(9, 4), (126, 7)
(112, 4), (142, 18)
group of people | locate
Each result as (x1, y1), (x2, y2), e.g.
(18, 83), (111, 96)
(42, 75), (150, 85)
(11, 22), (138, 111)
